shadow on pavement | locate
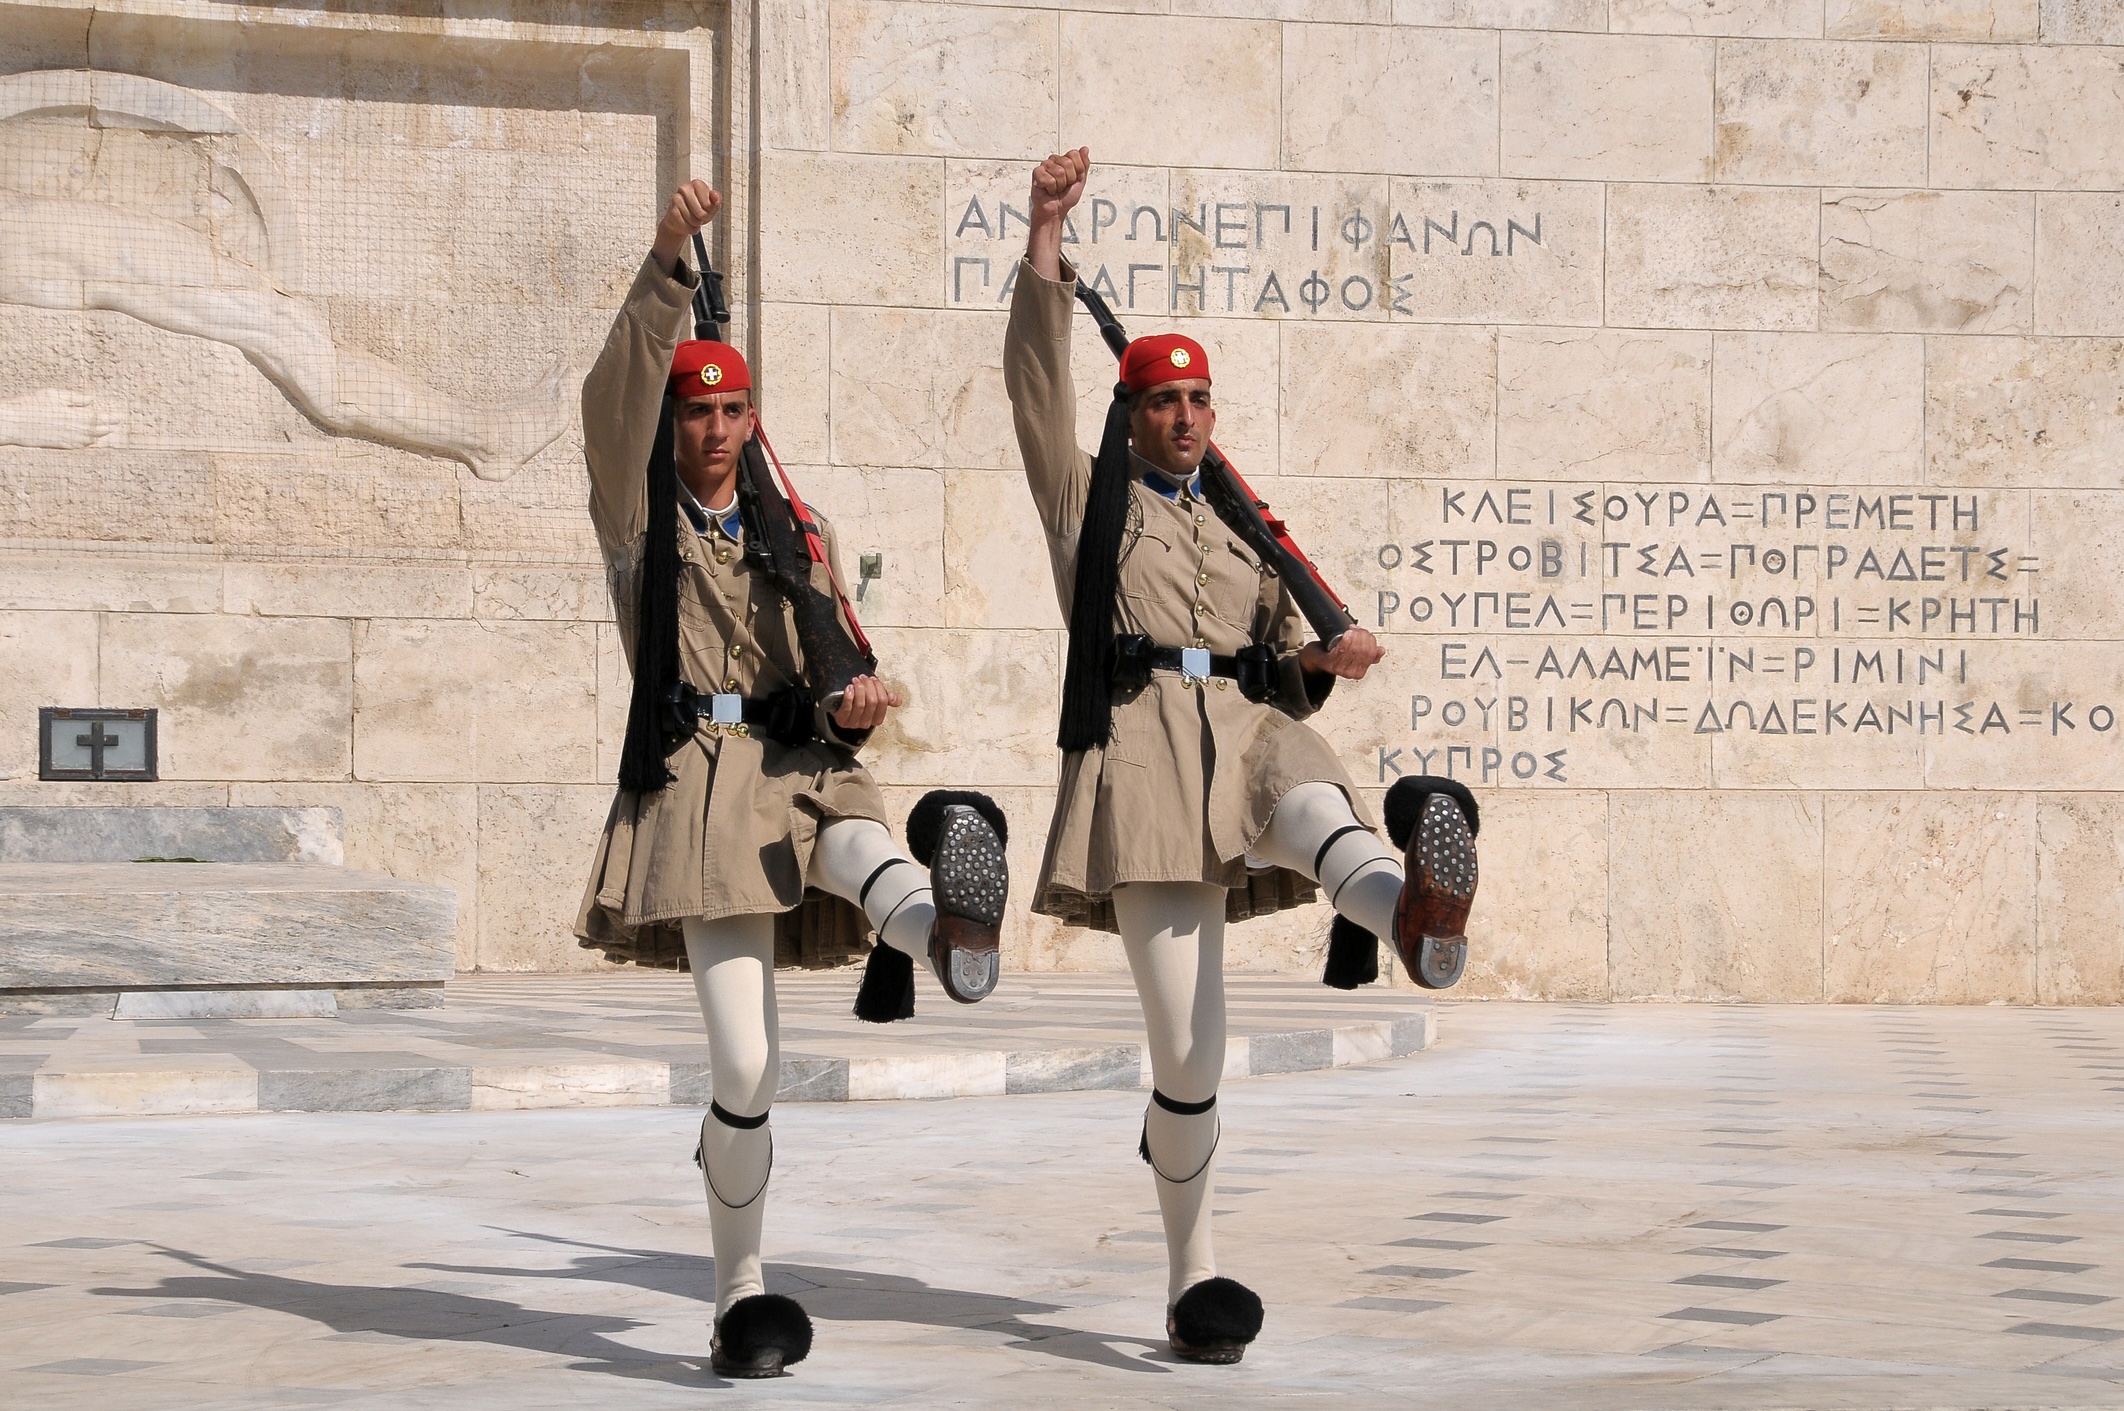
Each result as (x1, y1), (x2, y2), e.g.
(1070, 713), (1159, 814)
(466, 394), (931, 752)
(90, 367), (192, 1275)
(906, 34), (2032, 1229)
(413, 1228), (1173, 1373)
(91, 1245), (722, 1387)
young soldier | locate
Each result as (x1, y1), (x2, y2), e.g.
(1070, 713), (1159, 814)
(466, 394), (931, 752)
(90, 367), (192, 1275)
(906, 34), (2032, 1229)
(1005, 149), (1481, 1363)
(575, 181), (1010, 1378)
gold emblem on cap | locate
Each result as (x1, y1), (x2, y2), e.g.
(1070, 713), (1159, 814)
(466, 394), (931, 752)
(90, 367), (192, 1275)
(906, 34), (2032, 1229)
(701, 364), (724, 387)
(1169, 347), (1192, 370)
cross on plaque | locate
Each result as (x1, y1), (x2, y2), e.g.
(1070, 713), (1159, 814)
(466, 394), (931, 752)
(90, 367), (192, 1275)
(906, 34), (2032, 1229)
(75, 720), (121, 776)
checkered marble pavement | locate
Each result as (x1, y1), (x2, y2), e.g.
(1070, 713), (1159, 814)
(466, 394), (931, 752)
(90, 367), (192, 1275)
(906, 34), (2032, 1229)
(0, 973), (1433, 1119)
(2, 1002), (2119, 1409)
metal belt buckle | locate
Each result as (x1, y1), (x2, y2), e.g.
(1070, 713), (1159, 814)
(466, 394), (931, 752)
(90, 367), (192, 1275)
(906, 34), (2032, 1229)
(1179, 647), (1212, 682)
(709, 693), (744, 727)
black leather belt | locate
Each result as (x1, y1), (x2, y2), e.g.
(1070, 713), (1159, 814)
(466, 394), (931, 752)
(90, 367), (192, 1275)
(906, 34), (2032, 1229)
(1114, 634), (1280, 703)
(1147, 646), (1241, 679)
(665, 683), (816, 748)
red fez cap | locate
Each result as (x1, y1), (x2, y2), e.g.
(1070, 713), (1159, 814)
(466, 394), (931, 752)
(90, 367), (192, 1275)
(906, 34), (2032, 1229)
(669, 340), (752, 398)
(1120, 333), (1210, 394)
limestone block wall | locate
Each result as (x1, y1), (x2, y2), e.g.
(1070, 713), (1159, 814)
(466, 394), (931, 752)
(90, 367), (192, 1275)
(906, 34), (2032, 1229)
(3, 0), (2122, 1001)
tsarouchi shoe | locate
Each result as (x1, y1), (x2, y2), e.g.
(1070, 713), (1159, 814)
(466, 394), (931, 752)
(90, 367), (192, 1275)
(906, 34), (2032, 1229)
(710, 1293), (812, 1378)
(908, 790), (1008, 1004)
(1385, 776), (1478, 991)
(1166, 1277), (1264, 1365)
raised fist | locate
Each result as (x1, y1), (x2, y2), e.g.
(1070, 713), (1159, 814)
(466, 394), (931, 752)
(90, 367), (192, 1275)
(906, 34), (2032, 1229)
(1030, 148), (1090, 223)
(652, 180), (723, 272)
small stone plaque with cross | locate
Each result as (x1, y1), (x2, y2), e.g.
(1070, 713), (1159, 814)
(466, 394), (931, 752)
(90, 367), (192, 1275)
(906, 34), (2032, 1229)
(39, 708), (157, 781)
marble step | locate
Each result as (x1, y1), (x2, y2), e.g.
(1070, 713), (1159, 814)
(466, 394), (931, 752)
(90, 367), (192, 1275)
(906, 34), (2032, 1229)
(0, 806), (344, 864)
(0, 862), (456, 1014)
(2, 1011), (1435, 1120)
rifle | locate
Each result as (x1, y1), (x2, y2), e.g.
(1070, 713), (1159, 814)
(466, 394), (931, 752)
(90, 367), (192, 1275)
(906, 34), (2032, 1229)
(688, 233), (877, 711)
(1071, 281), (1354, 650)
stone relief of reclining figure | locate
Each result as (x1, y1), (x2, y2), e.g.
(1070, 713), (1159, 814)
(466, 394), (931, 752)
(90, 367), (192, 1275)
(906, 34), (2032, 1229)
(0, 69), (573, 480)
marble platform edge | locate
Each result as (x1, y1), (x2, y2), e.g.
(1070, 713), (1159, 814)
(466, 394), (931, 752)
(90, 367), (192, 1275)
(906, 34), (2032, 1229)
(0, 982), (445, 1016)
(8, 1009), (1436, 1121)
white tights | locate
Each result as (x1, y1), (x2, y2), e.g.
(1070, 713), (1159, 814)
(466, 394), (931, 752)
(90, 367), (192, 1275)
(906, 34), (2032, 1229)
(680, 816), (934, 1319)
(1117, 782), (1400, 1303)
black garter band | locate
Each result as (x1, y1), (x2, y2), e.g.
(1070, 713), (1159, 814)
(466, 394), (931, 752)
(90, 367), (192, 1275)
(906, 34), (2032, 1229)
(1151, 1089), (1217, 1116)
(858, 857), (914, 907)
(711, 1100), (770, 1130)
(1311, 824), (1370, 879)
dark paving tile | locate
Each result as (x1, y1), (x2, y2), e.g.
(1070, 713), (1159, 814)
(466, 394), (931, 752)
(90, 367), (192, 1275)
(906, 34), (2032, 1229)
(1998, 1289), (2111, 1306)
(1703, 1179), (1793, 1190)
(1979, 1231), (2079, 1244)
(1688, 1221), (1787, 1233)
(1684, 1247), (1785, 1260)
(1662, 1307), (1781, 1326)
(1414, 1212), (1506, 1224)
(0, 1281), (56, 1295)
(1339, 1296), (1446, 1313)
(1974, 1208), (2066, 1219)
(1986, 1258), (2096, 1274)
(1705, 1141), (1783, 1150)
(1364, 1265), (1470, 1279)
(1388, 1237), (1491, 1251)
(2005, 1323), (2123, 1342)
(22, 1359), (166, 1375)
(1674, 1274), (1783, 1290)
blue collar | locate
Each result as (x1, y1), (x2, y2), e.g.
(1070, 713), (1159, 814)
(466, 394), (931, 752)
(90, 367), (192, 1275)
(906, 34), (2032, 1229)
(681, 492), (743, 542)
(1140, 467), (1200, 501)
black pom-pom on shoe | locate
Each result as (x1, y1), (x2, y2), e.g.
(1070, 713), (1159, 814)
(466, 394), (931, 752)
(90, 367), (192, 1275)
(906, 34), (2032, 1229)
(711, 1292), (813, 1378)
(1321, 914), (1380, 990)
(1167, 1277), (1264, 1364)
(852, 940), (915, 1023)
(907, 789), (1008, 866)
(1383, 775), (1479, 850)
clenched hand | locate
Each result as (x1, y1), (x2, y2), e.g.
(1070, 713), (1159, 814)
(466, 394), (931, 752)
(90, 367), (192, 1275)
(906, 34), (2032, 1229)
(1299, 627), (1385, 681)
(651, 180), (723, 275)
(832, 675), (904, 733)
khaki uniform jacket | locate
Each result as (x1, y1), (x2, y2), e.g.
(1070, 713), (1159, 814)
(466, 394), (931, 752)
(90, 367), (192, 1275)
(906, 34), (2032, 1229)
(1005, 259), (1374, 934)
(574, 255), (886, 968)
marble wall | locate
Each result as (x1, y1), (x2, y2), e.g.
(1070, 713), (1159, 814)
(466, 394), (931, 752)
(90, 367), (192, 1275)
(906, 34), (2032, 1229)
(4, 0), (2121, 1001)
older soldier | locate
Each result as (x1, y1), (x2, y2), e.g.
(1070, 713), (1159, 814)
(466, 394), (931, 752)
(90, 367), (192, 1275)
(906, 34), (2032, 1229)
(575, 181), (1009, 1378)
(1005, 148), (1480, 1364)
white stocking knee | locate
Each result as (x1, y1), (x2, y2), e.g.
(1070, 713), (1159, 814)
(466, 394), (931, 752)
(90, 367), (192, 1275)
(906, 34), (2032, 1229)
(1256, 781), (1403, 940)
(812, 817), (935, 958)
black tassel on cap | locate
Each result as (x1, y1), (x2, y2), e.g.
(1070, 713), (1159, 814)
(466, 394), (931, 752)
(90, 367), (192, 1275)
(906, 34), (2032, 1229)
(617, 396), (683, 795)
(1057, 385), (1137, 752)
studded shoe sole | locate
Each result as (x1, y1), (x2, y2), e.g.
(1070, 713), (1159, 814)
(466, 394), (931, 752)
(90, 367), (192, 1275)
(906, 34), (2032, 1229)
(928, 804), (1006, 1003)
(1391, 792), (1476, 991)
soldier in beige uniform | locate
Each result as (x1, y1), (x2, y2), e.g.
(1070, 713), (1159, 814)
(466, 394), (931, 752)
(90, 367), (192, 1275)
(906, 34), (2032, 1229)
(1006, 149), (1481, 1363)
(574, 182), (1010, 1378)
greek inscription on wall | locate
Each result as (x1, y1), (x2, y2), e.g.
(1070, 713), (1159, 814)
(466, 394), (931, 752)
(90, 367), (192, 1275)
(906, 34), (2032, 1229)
(947, 183), (1548, 317)
(1366, 484), (2063, 788)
